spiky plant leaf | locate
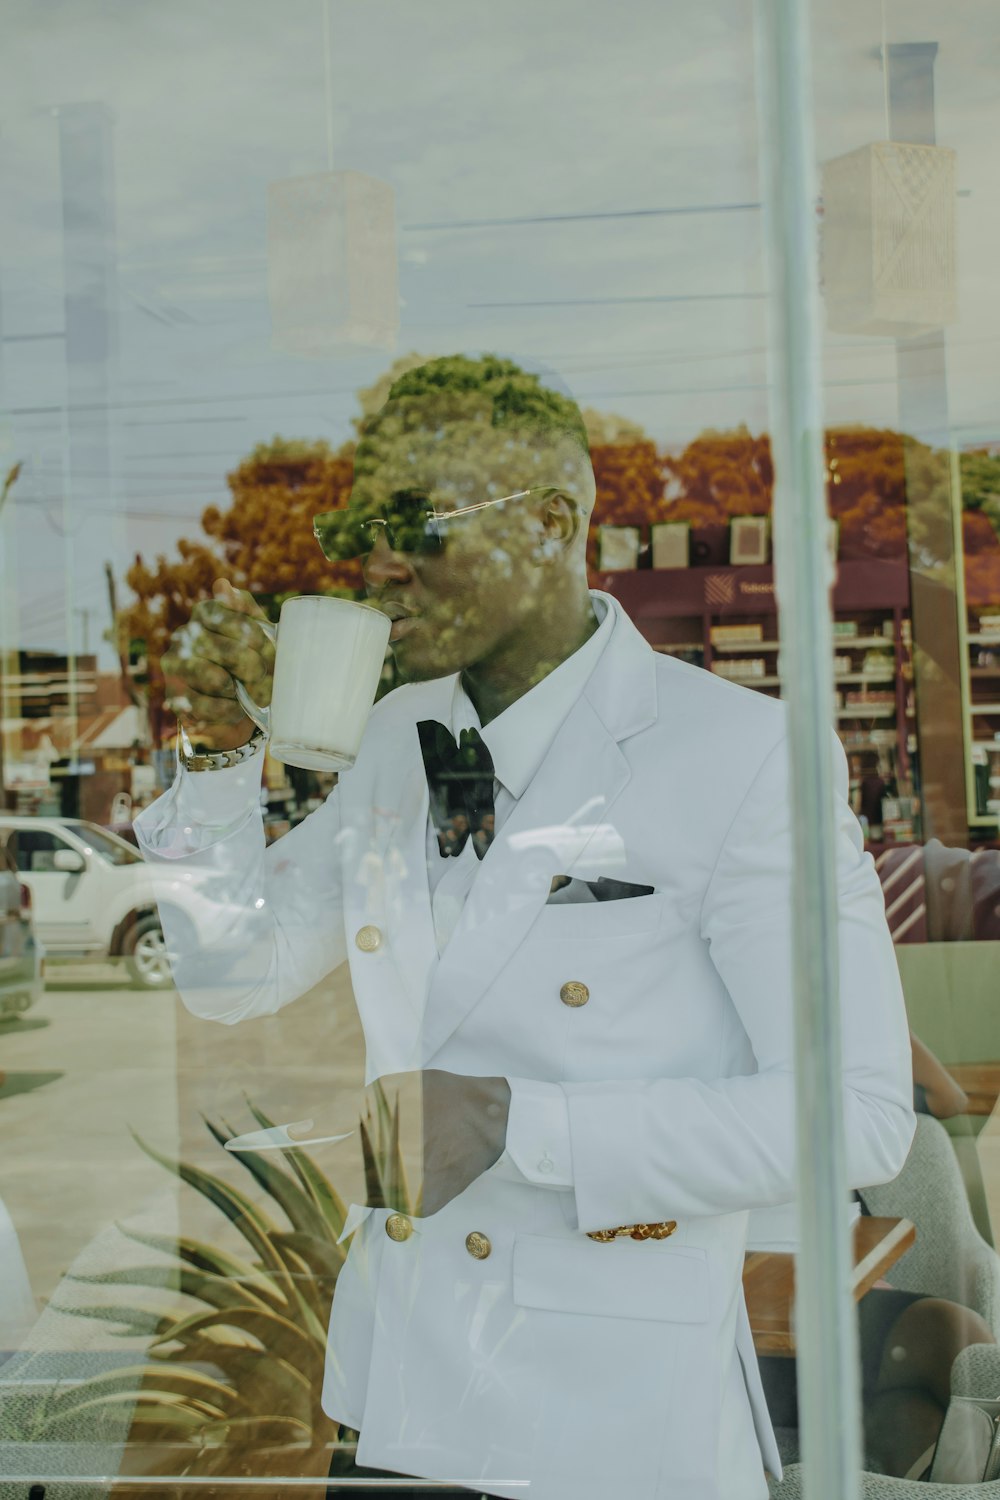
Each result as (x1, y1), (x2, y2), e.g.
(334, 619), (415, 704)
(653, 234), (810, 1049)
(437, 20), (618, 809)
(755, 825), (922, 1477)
(262, 1238), (330, 1329)
(358, 1114), (385, 1209)
(194, 1415), (313, 1447)
(114, 1224), (289, 1314)
(41, 1365), (243, 1420)
(152, 1307), (325, 1385)
(383, 1090), (411, 1214)
(40, 1392), (217, 1438)
(245, 1097), (348, 1238)
(129, 1129), (319, 1326)
(272, 1231), (345, 1282)
(147, 1337), (316, 1421)
(115, 1224), (275, 1289)
(206, 1116), (331, 1241)
(65, 1265), (278, 1317)
(50, 1303), (179, 1338)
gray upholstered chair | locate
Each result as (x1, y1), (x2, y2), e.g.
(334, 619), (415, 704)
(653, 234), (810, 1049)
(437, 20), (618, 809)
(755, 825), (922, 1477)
(769, 1344), (1000, 1496)
(770, 1469), (1000, 1498)
(859, 1113), (1000, 1337)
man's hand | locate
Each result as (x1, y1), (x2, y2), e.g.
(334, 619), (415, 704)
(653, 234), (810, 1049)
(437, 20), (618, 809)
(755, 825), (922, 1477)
(371, 1070), (511, 1218)
(162, 579), (275, 752)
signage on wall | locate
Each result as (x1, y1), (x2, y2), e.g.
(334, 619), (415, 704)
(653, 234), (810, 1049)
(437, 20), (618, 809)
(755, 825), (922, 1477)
(705, 574), (775, 607)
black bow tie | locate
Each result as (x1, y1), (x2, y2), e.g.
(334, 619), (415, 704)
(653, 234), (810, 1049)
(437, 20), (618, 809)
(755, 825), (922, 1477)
(417, 720), (495, 859)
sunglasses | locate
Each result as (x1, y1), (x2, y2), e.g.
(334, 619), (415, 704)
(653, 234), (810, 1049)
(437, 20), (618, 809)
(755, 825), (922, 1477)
(313, 486), (565, 561)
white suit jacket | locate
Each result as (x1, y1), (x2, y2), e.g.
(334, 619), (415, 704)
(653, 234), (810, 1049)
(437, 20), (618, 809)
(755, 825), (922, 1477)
(136, 593), (915, 1500)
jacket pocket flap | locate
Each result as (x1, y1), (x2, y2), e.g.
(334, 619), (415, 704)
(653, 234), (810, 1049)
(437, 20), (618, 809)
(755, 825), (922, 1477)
(512, 1234), (709, 1323)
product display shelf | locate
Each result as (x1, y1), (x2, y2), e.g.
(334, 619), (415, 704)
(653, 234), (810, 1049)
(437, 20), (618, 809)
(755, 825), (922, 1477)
(963, 611), (1000, 825)
(598, 559), (914, 797)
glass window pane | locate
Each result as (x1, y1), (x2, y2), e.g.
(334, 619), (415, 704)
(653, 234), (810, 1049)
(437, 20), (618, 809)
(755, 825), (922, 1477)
(1, 3), (997, 1496)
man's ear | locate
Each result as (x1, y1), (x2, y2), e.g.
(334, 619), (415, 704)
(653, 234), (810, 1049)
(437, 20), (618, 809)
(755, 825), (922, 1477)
(533, 492), (578, 562)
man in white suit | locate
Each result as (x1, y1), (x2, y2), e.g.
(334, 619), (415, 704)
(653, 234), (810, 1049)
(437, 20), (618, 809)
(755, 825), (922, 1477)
(137, 355), (914, 1499)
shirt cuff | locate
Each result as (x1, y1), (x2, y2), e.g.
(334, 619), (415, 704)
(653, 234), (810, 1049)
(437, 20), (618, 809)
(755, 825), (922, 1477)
(134, 750), (264, 859)
(501, 1078), (574, 1188)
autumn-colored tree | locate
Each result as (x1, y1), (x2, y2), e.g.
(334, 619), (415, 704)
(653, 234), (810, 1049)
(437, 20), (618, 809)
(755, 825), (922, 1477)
(663, 426), (774, 526)
(121, 438), (361, 742)
(200, 437), (360, 599)
(824, 427), (908, 560)
(587, 438), (668, 571)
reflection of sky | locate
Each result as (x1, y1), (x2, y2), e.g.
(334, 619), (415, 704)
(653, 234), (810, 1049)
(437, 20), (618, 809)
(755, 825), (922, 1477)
(1, 0), (997, 659)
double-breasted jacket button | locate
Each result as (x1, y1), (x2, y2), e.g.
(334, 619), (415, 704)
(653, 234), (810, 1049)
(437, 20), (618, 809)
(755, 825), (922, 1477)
(559, 980), (590, 1008)
(355, 924), (383, 953)
(385, 1213), (412, 1242)
(465, 1230), (492, 1260)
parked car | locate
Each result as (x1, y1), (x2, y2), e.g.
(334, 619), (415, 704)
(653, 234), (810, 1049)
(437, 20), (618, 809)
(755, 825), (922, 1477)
(0, 817), (233, 990)
(0, 844), (43, 1020)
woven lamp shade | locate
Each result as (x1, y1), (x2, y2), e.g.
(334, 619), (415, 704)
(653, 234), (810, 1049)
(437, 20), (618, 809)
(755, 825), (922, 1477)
(821, 142), (956, 336)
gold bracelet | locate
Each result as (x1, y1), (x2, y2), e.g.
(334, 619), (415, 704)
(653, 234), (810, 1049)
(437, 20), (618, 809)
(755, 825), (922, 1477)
(587, 1220), (677, 1243)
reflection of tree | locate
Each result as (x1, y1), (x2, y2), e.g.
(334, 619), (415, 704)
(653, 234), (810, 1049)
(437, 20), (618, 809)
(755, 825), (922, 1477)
(665, 425), (774, 527)
(122, 439), (362, 738)
(588, 435), (667, 571)
(825, 428), (907, 561)
(959, 449), (1000, 606)
(119, 365), (1000, 747)
(200, 439), (360, 600)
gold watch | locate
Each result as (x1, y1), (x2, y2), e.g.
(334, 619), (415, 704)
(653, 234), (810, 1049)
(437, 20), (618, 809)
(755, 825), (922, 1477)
(177, 722), (266, 773)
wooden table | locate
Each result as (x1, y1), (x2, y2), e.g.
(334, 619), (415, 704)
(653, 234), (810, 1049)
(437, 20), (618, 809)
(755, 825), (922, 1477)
(947, 1062), (1000, 1117)
(743, 1215), (916, 1357)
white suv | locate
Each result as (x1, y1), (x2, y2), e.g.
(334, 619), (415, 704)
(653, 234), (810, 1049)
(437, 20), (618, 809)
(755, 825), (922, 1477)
(0, 817), (225, 990)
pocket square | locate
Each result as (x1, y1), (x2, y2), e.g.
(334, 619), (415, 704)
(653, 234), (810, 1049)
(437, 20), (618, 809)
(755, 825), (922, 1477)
(588, 877), (656, 902)
(547, 875), (655, 905)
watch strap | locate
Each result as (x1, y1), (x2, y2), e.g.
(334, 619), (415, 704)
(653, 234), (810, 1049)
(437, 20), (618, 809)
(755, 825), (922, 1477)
(178, 723), (266, 773)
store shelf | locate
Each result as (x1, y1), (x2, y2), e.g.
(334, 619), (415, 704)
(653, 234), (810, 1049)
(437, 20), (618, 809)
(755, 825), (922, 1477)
(968, 633), (1000, 645)
(711, 673), (783, 686)
(600, 568), (915, 821)
(711, 636), (896, 654)
(839, 734), (898, 745)
(967, 703), (1000, 715)
(832, 636), (897, 649)
(710, 639), (781, 652)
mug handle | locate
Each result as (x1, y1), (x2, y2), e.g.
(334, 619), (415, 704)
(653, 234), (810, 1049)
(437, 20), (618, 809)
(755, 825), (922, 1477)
(233, 618), (277, 737)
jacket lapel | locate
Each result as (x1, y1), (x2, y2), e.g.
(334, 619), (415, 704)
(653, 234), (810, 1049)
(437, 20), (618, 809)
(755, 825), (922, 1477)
(356, 691), (447, 1075)
(418, 599), (657, 1062)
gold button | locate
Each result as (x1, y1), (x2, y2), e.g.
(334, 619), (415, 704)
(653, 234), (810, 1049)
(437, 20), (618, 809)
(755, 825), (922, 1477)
(385, 1213), (412, 1242)
(465, 1231), (492, 1260)
(560, 980), (590, 1008)
(355, 925), (383, 953)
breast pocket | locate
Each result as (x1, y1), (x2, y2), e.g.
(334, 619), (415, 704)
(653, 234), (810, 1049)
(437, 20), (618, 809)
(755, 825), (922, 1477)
(534, 892), (667, 940)
(512, 1234), (709, 1323)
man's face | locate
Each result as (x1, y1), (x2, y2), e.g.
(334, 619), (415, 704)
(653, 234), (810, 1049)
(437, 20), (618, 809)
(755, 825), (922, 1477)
(357, 416), (580, 683)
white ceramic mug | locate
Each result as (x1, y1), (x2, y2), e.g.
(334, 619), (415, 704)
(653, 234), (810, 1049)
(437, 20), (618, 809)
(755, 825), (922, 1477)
(235, 595), (391, 772)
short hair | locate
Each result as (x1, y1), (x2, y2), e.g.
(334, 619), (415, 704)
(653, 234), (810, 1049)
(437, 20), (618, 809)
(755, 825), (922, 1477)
(365, 353), (591, 462)
(351, 353), (596, 524)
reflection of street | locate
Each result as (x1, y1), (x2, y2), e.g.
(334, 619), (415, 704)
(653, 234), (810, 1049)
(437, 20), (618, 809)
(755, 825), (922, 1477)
(0, 960), (374, 1312)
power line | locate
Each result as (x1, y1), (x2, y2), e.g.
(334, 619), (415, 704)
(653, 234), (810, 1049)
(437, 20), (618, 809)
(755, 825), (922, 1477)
(469, 293), (766, 309)
(402, 202), (762, 231)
